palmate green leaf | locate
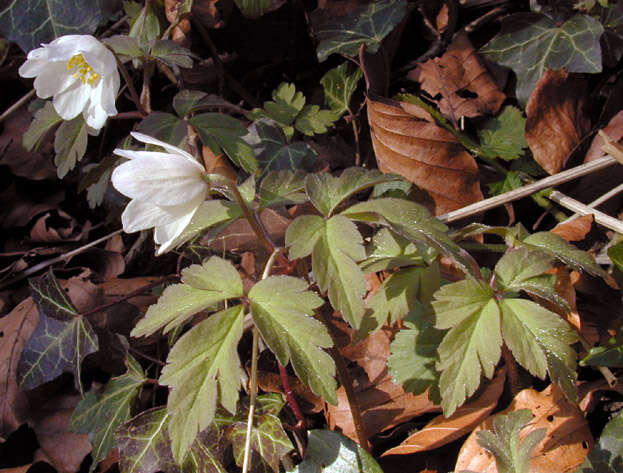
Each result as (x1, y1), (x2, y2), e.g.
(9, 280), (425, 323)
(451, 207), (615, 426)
(136, 112), (187, 148)
(478, 106), (527, 161)
(320, 62), (363, 117)
(388, 310), (444, 396)
(576, 410), (623, 472)
(23, 101), (62, 152)
(132, 256), (243, 337)
(476, 409), (546, 473)
(252, 122), (317, 173)
(71, 356), (145, 473)
(54, 114), (88, 179)
(161, 305), (245, 463)
(289, 429), (384, 473)
(249, 276), (337, 404)
(488, 170), (523, 196)
(102, 35), (144, 63)
(0, 0), (106, 52)
(500, 299), (578, 401)
(581, 328), (623, 368)
(259, 170), (307, 208)
(305, 168), (401, 217)
(313, 0), (408, 62)
(608, 241), (623, 272)
(188, 113), (257, 173)
(433, 279), (502, 416)
(294, 105), (338, 136)
(150, 40), (194, 69)
(285, 215), (326, 259)
(480, 12), (603, 104)
(228, 395), (294, 472)
(249, 83), (306, 139)
(360, 228), (424, 272)
(128, 1), (159, 47)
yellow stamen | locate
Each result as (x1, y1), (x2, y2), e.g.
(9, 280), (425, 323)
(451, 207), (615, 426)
(67, 54), (100, 86)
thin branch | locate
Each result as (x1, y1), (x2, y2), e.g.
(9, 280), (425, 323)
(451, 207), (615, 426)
(547, 190), (623, 235)
(0, 89), (36, 123)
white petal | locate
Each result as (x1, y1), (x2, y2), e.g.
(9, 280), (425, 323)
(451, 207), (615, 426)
(83, 81), (110, 130)
(121, 199), (179, 232)
(130, 132), (198, 163)
(53, 81), (91, 120)
(154, 202), (202, 254)
(32, 63), (75, 98)
(48, 35), (99, 61)
(82, 41), (117, 75)
(18, 48), (49, 77)
(111, 155), (207, 206)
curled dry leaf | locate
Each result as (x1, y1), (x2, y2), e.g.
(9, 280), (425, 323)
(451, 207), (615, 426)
(409, 33), (505, 123)
(552, 214), (594, 242)
(366, 94), (483, 215)
(585, 110), (623, 162)
(525, 70), (590, 175)
(164, 0), (191, 45)
(382, 368), (506, 456)
(455, 385), (593, 473)
(29, 210), (91, 244)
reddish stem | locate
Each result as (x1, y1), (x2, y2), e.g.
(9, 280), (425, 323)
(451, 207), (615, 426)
(279, 363), (306, 427)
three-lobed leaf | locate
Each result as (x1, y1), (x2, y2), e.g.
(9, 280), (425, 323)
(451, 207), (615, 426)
(54, 115), (88, 179)
(23, 101), (62, 152)
(478, 106), (528, 160)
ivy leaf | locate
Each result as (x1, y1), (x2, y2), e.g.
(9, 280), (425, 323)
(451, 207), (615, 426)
(295, 105), (338, 136)
(313, 0), (408, 62)
(248, 276), (337, 404)
(388, 310), (444, 396)
(132, 256), (243, 337)
(259, 170), (307, 208)
(249, 83), (306, 139)
(252, 122), (317, 173)
(476, 409), (546, 473)
(305, 167), (401, 217)
(478, 106), (528, 160)
(433, 279), (502, 416)
(600, 2), (623, 67)
(500, 299), (578, 401)
(54, 115), (88, 179)
(28, 269), (77, 321)
(0, 0), (106, 52)
(228, 395), (294, 472)
(23, 101), (62, 151)
(136, 112), (187, 148)
(71, 356), (145, 473)
(289, 429), (384, 473)
(320, 62), (363, 117)
(581, 329), (623, 368)
(188, 113), (257, 173)
(360, 228), (425, 272)
(161, 305), (245, 463)
(576, 410), (623, 472)
(480, 13), (603, 104)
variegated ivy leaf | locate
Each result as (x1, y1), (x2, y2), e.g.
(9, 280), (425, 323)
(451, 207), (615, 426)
(71, 356), (145, 473)
(320, 62), (363, 117)
(132, 256), (243, 337)
(248, 276), (337, 404)
(286, 214), (367, 329)
(160, 305), (245, 463)
(432, 279), (502, 416)
(500, 299), (578, 401)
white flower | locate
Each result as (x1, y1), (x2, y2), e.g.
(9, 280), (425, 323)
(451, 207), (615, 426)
(111, 132), (209, 255)
(19, 35), (120, 130)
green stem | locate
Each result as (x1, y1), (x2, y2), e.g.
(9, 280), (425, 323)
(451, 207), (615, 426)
(107, 45), (146, 116)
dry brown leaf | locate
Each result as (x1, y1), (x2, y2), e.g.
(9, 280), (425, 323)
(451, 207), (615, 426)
(165, 0), (191, 45)
(436, 3), (449, 32)
(552, 214), (594, 242)
(409, 33), (505, 122)
(455, 385), (593, 473)
(526, 70), (590, 175)
(0, 466), (31, 473)
(29, 210), (91, 244)
(0, 184), (64, 229)
(586, 110), (623, 162)
(66, 249), (126, 282)
(382, 368), (506, 456)
(192, 0), (228, 29)
(201, 145), (238, 181)
(367, 94), (483, 215)
(0, 299), (38, 441)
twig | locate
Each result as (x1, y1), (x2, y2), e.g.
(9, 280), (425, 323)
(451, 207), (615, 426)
(0, 229), (123, 290)
(563, 182), (623, 225)
(129, 346), (167, 367)
(108, 46), (147, 116)
(0, 89), (36, 123)
(547, 191), (623, 235)
(438, 155), (619, 223)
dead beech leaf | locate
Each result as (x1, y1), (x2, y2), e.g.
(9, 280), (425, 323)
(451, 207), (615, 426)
(29, 210), (91, 244)
(552, 214), (594, 242)
(367, 94), (483, 215)
(409, 33), (505, 122)
(164, 0), (191, 45)
(586, 110), (623, 162)
(455, 385), (593, 473)
(382, 368), (506, 456)
(192, 0), (228, 29)
(202, 145), (238, 181)
(526, 70), (590, 175)
(0, 299), (38, 441)
(0, 466), (31, 473)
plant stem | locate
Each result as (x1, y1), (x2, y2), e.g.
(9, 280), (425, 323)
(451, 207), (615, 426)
(0, 89), (36, 123)
(278, 364), (305, 427)
(108, 46), (147, 116)
(502, 344), (521, 396)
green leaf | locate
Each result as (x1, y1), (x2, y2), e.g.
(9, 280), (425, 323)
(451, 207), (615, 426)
(233, 0), (282, 19)
(102, 35), (144, 62)
(433, 279), (501, 416)
(608, 241), (623, 272)
(54, 115), (88, 179)
(71, 356), (145, 473)
(285, 215), (326, 259)
(85, 166), (112, 209)
(161, 305), (245, 463)
(0, 0), (106, 52)
(250, 83), (306, 139)
(129, 2), (160, 47)
(295, 105), (338, 136)
(480, 12), (603, 104)
(259, 170), (307, 208)
(495, 247), (554, 289)
(575, 410), (623, 472)
(476, 409), (546, 473)
(388, 310), (444, 395)
(581, 328), (623, 367)
(252, 122), (317, 173)
(23, 101), (62, 151)
(132, 256), (243, 337)
(289, 429), (384, 473)
(500, 299), (578, 401)
(172, 90), (234, 117)
(28, 269), (78, 321)
(360, 228), (424, 272)
(248, 276), (337, 404)
(150, 40), (194, 68)
(488, 171), (523, 196)
(523, 231), (608, 279)
(136, 112), (188, 148)
(320, 62), (363, 116)
(313, 0), (408, 62)
(600, 2), (623, 67)
(478, 106), (527, 161)
(228, 395), (294, 472)
(189, 113), (257, 173)
(305, 168), (401, 217)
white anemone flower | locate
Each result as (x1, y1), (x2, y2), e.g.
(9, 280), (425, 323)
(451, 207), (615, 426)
(111, 132), (209, 255)
(19, 35), (120, 130)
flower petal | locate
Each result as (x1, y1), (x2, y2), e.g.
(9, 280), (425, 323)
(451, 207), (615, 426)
(153, 199), (203, 254)
(111, 154), (207, 206)
(19, 48), (50, 77)
(130, 132), (198, 163)
(121, 199), (180, 232)
(33, 62), (75, 98)
(53, 81), (92, 121)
